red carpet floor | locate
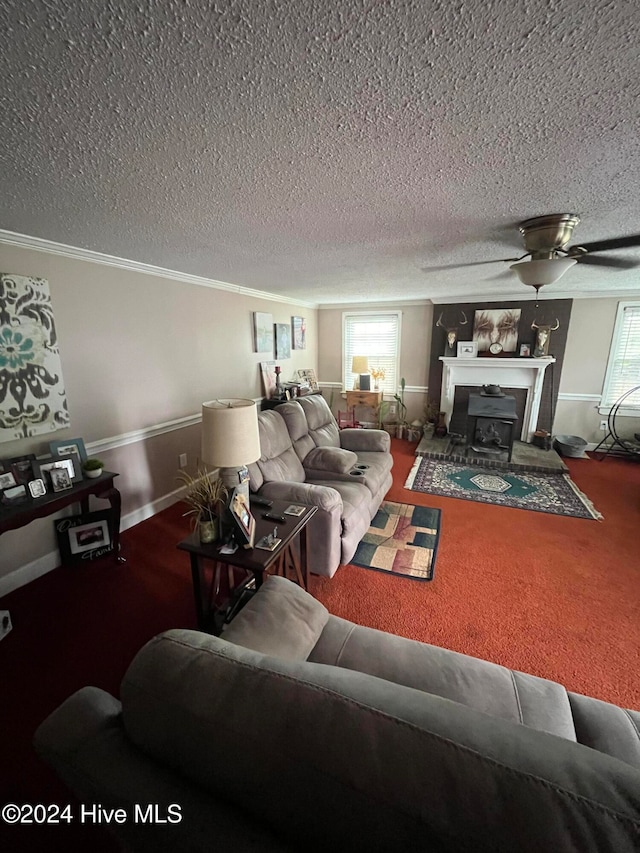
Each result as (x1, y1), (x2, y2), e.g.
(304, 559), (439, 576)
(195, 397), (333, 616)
(1, 440), (639, 851)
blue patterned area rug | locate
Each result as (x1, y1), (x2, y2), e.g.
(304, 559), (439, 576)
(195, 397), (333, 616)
(405, 457), (602, 520)
(352, 501), (441, 581)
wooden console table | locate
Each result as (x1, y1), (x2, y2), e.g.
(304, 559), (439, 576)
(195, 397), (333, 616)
(0, 471), (125, 563)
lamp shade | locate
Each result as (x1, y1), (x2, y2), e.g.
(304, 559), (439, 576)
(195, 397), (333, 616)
(201, 399), (261, 468)
(351, 355), (369, 374)
(510, 257), (577, 287)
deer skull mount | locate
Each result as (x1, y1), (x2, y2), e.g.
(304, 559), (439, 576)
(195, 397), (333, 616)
(436, 311), (468, 356)
(531, 318), (560, 358)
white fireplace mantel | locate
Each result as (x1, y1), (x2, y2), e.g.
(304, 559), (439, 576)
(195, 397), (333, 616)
(439, 357), (555, 442)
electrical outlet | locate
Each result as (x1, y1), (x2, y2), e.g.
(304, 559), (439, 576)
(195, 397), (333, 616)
(179, 453), (188, 468)
(599, 420), (608, 432)
(389, 403), (397, 416)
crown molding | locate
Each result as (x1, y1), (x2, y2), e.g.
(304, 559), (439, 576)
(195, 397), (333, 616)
(0, 229), (318, 309)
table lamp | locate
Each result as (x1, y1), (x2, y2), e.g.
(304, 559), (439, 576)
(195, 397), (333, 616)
(201, 399), (261, 502)
(351, 355), (370, 390)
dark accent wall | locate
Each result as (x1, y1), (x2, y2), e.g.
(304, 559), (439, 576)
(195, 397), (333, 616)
(428, 299), (573, 434)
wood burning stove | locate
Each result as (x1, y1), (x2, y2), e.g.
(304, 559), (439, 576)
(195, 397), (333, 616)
(466, 393), (518, 463)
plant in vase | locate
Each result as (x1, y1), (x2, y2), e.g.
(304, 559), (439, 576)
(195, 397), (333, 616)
(177, 467), (228, 543)
(393, 378), (408, 438)
(370, 366), (385, 391)
(422, 398), (440, 438)
(82, 458), (105, 478)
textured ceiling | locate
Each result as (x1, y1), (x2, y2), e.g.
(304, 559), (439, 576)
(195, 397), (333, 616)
(1, 0), (640, 305)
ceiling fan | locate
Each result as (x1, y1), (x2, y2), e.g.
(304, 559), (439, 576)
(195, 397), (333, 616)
(489, 214), (640, 299)
(422, 214), (640, 300)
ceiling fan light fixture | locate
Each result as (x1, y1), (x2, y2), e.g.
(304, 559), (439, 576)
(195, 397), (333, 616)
(509, 257), (577, 287)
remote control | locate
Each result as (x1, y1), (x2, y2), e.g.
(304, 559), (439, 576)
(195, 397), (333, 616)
(250, 495), (272, 507)
(262, 512), (286, 522)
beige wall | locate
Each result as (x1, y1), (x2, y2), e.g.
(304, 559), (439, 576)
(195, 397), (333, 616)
(555, 297), (640, 443)
(318, 302), (433, 423)
(0, 244), (317, 588)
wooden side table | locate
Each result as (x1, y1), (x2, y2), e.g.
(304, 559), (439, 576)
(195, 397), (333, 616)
(177, 498), (317, 634)
(345, 390), (383, 418)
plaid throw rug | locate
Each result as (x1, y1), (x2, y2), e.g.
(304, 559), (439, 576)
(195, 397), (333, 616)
(351, 501), (441, 581)
(405, 457), (602, 520)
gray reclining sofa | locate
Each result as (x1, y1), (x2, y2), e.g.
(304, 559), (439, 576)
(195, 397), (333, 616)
(34, 577), (640, 852)
(248, 394), (393, 577)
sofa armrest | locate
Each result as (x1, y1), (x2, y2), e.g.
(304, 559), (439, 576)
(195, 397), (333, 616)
(259, 480), (342, 512)
(340, 428), (391, 453)
(258, 481), (343, 577)
(34, 686), (292, 853)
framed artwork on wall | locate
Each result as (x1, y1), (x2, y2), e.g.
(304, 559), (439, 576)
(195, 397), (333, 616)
(292, 316), (306, 349)
(473, 308), (521, 353)
(253, 312), (274, 353)
(275, 323), (291, 359)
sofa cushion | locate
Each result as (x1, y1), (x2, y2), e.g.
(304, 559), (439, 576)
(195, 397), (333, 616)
(222, 576), (329, 660)
(275, 401), (316, 463)
(298, 395), (341, 447)
(256, 410), (306, 484)
(310, 617), (577, 742)
(121, 630), (640, 853)
(304, 446), (358, 474)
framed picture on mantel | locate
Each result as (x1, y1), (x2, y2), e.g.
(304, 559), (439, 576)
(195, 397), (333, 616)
(457, 341), (477, 358)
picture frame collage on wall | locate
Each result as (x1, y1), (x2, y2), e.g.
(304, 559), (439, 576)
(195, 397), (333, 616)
(253, 312), (307, 356)
(0, 437), (89, 505)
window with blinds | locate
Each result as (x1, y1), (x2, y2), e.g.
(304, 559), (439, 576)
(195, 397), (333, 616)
(601, 302), (640, 410)
(342, 311), (401, 395)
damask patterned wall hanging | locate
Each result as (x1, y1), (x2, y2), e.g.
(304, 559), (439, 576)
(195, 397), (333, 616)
(0, 273), (70, 442)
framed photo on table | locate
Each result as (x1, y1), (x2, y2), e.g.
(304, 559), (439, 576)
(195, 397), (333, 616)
(50, 437), (87, 463)
(35, 454), (83, 487)
(229, 488), (256, 548)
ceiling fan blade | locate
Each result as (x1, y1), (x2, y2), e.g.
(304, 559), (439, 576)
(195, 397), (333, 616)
(421, 255), (524, 273)
(577, 254), (640, 270)
(483, 269), (516, 281)
(570, 233), (640, 253)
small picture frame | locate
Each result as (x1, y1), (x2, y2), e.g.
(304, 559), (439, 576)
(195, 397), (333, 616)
(0, 471), (17, 491)
(35, 454), (83, 486)
(28, 478), (47, 498)
(2, 455), (36, 485)
(519, 343), (531, 357)
(297, 368), (319, 391)
(1, 484), (27, 504)
(50, 438), (87, 463)
(457, 341), (478, 358)
(229, 488), (256, 548)
(50, 467), (72, 492)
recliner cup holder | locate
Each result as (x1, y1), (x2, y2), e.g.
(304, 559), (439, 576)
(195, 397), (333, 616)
(354, 464), (369, 470)
(349, 469), (365, 476)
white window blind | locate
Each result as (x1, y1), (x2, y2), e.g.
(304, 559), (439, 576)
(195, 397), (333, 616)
(342, 312), (401, 395)
(601, 302), (640, 410)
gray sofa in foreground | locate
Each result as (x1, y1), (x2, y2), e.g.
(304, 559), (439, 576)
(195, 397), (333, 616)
(248, 394), (393, 577)
(35, 577), (640, 852)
